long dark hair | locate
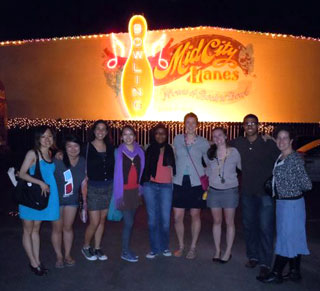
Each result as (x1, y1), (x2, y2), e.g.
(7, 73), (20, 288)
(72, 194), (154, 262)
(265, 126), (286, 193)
(33, 126), (56, 152)
(207, 127), (228, 160)
(62, 134), (82, 169)
(89, 119), (112, 144)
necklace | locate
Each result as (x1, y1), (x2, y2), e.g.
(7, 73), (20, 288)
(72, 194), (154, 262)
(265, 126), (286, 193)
(184, 134), (197, 146)
(216, 149), (228, 184)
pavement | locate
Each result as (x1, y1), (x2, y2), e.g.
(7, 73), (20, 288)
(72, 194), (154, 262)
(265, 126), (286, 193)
(0, 170), (319, 291)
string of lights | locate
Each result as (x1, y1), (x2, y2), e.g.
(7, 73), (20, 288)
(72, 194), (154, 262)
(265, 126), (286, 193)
(7, 118), (320, 147)
(7, 117), (274, 133)
(1, 25), (320, 47)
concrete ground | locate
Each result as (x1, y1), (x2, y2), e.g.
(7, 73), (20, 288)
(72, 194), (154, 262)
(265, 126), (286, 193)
(0, 170), (319, 291)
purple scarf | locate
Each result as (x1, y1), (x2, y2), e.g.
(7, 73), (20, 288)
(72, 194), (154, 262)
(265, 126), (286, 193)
(114, 142), (145, 209)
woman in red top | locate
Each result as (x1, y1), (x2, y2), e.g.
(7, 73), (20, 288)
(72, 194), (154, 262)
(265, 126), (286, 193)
(142, 123), (176, 259)
(113, 125), (145, 262)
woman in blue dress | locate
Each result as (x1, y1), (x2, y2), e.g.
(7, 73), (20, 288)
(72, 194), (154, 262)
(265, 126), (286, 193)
(19, 126), (59, 276)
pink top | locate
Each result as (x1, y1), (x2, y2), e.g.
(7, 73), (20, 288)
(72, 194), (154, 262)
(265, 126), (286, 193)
(150, 152), (172, 183)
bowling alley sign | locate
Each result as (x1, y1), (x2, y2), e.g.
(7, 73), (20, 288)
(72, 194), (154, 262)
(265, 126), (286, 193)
(104, 15), (254, 120)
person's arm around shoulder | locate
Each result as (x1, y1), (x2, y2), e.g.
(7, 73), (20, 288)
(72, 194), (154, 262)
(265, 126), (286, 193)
(19, 150), (49, 196)
(262, 134), (276, 143)
(267, 138), (280, 160)
(228, 136), (241, 150)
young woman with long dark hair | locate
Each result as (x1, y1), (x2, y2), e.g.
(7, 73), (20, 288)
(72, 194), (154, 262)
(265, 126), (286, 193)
(82, 120), (115, 261)
(18, 126), (59, 275)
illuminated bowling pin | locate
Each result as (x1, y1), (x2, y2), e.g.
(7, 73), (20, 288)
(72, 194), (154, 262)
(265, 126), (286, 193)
(121, 15), (154, 118)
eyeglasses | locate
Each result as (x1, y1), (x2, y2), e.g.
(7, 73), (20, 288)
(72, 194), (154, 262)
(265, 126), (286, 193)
(244, 122), (257, 126)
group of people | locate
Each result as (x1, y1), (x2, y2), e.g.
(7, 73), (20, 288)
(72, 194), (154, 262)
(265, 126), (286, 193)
(17, 113), (312, 284)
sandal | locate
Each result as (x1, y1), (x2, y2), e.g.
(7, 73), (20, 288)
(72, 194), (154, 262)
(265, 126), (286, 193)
(173, 247), (184, 257)
(64, 258), (75, 267)
(55, 260), (64, 269)
(186, 248), (196, 260)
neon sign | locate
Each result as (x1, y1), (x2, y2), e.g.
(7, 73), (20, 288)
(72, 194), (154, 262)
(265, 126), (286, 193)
(120, 15), (154, 117)
(104, 16), (254, 119)
(153, 35), (253, 85)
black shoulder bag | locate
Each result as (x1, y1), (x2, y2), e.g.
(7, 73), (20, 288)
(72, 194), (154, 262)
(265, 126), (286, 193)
(14, 151), (49, 210)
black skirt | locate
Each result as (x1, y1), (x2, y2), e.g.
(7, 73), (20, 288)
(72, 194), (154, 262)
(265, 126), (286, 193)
(172, 175), (206, 209)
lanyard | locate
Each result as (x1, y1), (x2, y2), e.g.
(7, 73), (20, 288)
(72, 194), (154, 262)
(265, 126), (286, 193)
(216, 149), (229, 184)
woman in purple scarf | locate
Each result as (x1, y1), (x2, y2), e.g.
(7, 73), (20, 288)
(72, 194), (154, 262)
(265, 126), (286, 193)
(114, 125), (145, 262)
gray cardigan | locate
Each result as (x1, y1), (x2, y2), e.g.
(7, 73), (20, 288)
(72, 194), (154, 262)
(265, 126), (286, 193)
(206, 147), (241, 189)
(173, 134), (210, 186)
(273, 152), (312, 199)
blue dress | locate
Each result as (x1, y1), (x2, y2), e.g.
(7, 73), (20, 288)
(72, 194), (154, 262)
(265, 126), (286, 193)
(275, 198), (310, 258)
(19, 159), (60, 221)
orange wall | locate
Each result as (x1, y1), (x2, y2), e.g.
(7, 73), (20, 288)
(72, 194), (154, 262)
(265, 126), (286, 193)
(1, 26), (320, 122)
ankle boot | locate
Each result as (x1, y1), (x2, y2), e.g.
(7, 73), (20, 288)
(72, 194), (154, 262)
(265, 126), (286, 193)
(261, 255), (288, 284)
(283, 255), (302, 281)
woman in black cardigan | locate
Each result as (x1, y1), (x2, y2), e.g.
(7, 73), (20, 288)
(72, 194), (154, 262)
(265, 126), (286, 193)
(142, 123), (176, 259)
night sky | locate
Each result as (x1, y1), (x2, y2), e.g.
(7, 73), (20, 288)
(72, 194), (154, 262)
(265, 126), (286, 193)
(1, 0), (319, 41)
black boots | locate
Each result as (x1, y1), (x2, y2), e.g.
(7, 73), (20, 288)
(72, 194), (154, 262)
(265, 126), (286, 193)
(283, 255), (302, 281)
(258, 255), (288, 284)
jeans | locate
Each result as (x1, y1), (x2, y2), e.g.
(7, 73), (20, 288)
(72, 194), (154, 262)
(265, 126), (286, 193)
(143, 182), (173, 253)
(122, 209), (136, 253)
(241, 194), (274, 267)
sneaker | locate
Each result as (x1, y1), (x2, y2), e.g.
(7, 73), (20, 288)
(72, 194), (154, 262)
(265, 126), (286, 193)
(94, 248), (108, 261)
(130, 251), (139, 259)
(121, 252), (138, 263)
(146, 252), (158, 259)
(82, 247), (97, 261)
(162, 250), (172, 257)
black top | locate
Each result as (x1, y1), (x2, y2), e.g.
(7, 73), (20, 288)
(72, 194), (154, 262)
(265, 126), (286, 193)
(85, 142), (115, 181)
(230, 136), (279, 196)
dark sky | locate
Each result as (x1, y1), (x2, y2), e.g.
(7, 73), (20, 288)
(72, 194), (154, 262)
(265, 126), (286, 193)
(1, 0), (319, 41)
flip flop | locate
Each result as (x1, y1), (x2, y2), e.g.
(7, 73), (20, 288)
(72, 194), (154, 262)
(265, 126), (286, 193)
(64, 259), (75, 267)
(173, 247), (184, 257)
(55, 261), (64, 269)
(186, 248), (196, 260)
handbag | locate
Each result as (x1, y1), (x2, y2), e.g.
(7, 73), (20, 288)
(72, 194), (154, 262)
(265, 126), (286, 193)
(13, 151), (49, 210)
(79, 187), (88, 223)
(79, 143), (89, 223)
(107, 191), (123, 221)
(107, 148), (123, 221)
(185, 138), (209, 191)
(264, 176), (273, 196)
